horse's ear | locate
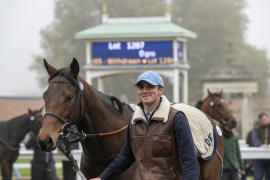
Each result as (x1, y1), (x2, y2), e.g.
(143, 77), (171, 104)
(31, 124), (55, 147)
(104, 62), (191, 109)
(43, 59), (57, 76)
(38, 106), (44, 113)
(220, 89), (223, 96)
(70, 58), (80, 77)
(207, 89), (212, 96)
(28, 108), (33, 114)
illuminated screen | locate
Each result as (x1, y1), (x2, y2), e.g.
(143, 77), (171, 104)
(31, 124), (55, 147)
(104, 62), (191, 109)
(91, 40), (177, 65)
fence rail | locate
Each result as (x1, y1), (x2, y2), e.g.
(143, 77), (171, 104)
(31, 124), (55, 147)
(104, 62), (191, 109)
(13, 141), (270, 180)
(15, 143), (270, 168)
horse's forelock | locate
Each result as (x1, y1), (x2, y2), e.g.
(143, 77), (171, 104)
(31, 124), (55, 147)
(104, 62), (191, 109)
(212, 92), (223, 98)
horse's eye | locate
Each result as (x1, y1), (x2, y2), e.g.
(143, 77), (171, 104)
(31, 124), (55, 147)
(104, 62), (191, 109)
(65, 95), (73, 102)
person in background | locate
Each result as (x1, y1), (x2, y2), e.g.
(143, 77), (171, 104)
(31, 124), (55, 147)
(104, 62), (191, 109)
(25, 131), (59, 180)
(89, 71), (200, 180)
(13, 164), (21, 180)
(247, 112), (270, 180)
(221, 123), (244, 180)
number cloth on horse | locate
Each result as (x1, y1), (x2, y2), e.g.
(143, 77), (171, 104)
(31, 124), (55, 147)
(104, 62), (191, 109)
(131, 95), (217, 160)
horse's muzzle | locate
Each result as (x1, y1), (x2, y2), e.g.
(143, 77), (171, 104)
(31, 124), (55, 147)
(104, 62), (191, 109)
(226, 119), (237, 129)
(37, 137), (54, 152)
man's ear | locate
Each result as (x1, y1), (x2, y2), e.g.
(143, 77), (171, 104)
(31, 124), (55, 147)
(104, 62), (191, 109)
(159, 86), (165, 95)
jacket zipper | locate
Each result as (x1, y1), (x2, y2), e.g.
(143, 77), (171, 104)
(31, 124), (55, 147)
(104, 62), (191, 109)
(144, 120), (149, 180)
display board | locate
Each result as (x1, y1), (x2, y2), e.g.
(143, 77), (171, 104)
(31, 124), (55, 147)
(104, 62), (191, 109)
(91, 40), (183, 65)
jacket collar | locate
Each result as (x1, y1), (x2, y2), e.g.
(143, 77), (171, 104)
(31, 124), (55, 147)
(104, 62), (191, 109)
(132, 95), (171, 124)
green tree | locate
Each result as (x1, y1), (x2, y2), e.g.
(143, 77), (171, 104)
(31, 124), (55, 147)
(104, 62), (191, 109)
(32, 0), (269, 101)
(31, 0), (101, 85)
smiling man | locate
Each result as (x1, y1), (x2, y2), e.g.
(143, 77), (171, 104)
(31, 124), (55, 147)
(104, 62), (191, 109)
(90, 71), (200, 180)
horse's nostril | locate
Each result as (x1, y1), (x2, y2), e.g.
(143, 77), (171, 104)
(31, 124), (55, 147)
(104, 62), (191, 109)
(38, 137), (53, 152)
(232, 121), (237, 128)
(228, 120), (237, 129)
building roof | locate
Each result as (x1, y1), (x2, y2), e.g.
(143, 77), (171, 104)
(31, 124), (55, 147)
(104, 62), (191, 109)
(204, 65), (256, 81)
(75, 16), (197, 40)
(0, 96), (43, 121)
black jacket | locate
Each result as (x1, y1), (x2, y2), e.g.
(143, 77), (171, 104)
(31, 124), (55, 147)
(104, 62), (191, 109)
(25, 132), (55, 163)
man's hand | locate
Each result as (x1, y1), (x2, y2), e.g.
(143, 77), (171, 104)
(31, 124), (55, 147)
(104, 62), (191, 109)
(261, 144), (268, 148)
(89, 178), (101, 180)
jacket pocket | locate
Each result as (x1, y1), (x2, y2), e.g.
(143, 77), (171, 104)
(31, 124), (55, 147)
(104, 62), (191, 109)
(152, 135), (172, 157)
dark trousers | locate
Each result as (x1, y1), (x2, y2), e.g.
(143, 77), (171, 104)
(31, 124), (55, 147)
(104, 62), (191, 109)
(63, 160), (76, 180)
(254, 160), (270, 180)
(221, 169), (240, 180)
(31, 162), (59, 180)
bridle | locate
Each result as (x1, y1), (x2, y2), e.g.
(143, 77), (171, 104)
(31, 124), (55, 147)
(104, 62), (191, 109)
(45, 68), (83, 127)
(44, 69), (128, 140)
(43, 68), (88, 179)
(202, 96), (235, 128)
(43, 69), (127, 180)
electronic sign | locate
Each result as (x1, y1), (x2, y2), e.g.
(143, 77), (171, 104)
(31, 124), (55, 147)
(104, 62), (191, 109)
(91, 40), (181, 65)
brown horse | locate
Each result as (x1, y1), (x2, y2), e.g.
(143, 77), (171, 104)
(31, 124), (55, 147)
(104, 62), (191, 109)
(37, 59), (134, 179)
(38, 59), (224, 180)
(0, 108), (43, 180)
(196, 89), (237, 131)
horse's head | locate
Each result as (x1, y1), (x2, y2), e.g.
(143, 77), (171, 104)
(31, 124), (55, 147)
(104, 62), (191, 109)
(38, 58), (82, 151)
(197, 89), (237, 131)
(27, 107), (44, 134)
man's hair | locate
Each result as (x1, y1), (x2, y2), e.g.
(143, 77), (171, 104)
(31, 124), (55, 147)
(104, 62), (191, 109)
(258, 112), (268, 119)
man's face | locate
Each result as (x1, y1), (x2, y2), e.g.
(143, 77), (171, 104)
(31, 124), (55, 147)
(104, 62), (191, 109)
(260, 115), (270, 126)
(137, 81), (164, 106)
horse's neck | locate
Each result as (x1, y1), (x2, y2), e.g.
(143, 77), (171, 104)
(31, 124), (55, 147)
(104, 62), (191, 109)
(7, 116), (31, 146)
(78, 85), (127, 159)
(81, 86), (125, 132)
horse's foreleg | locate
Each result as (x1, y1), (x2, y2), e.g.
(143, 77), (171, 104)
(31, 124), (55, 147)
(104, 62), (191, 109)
(200, 130), (224, 180)
(199, 153), (223, 180)
(1, 161), (12, 180)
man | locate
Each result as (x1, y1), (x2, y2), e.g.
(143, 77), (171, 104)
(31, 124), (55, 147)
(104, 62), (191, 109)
(247, 112), (270, 180)
(221, 123), (243, 180)
(90, 71), (200, 180)
(25, 131), (59, 180)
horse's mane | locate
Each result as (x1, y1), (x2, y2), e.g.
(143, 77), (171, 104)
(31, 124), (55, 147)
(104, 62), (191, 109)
(0, 113), (29, 137)
(195, 100), (203, 109)
(0, 113), (28, 127)
(92, 87), (133, 114)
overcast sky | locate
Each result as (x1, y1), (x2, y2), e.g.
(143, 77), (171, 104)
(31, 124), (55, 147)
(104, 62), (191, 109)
(0, 0), (269, 97)
(0, 0), (54, 96)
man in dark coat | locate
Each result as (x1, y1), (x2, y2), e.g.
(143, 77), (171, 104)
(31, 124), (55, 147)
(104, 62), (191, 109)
(25, 131), (59, 180)
(89, 71), (200, 180)
(247, 112), (270, 180)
